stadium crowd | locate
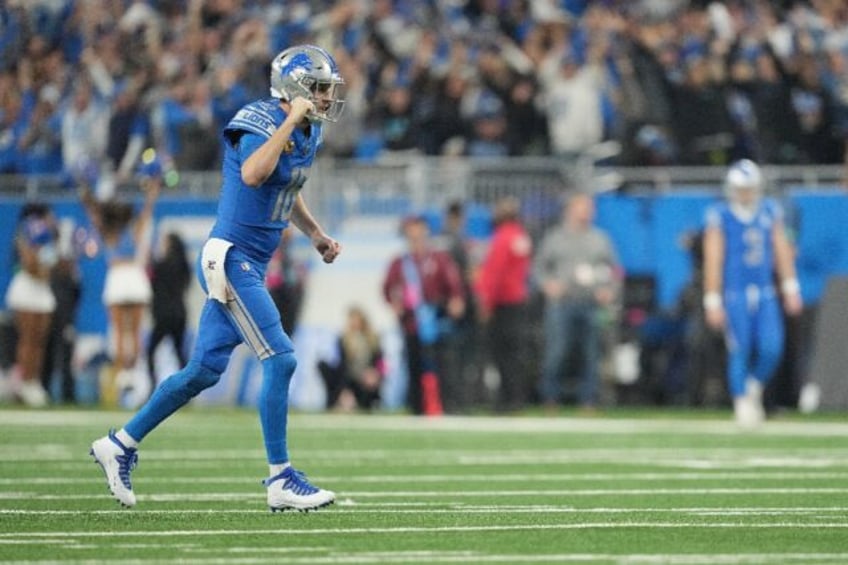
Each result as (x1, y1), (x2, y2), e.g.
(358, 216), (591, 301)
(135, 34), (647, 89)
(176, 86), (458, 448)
(0, 0), (836, 417)
(1, 0), (847, 178)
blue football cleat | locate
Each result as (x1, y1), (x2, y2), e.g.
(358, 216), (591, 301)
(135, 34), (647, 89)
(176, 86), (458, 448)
(264, 467), (335, 512)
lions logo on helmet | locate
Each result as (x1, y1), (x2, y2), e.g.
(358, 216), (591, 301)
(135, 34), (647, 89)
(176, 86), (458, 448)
(270, 45), (345, 123)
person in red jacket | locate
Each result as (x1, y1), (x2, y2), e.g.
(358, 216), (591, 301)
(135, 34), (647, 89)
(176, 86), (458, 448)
(383, 215), (466, 415)
(474, 197), (533, 412)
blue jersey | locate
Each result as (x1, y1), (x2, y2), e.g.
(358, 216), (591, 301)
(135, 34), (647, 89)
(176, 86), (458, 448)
(705, 198), (782, 294)
(104, 228), (137, 263)
(210, 98), (323, 265)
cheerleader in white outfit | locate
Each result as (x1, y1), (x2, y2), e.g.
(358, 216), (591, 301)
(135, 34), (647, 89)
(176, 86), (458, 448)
(81, 177), (159, 391)
(5, 205), (57, 407)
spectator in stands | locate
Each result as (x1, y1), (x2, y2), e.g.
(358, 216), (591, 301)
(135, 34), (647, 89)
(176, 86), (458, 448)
(369, 78), (420, 155)
(626, 27), (676, 140)
(61, 80), (109, 179)
(107, 85), (150, 182)
(5, 203), (58, 407)
(2, 0), (848, 170)
(474, 197), (533, 412)
(503, 75), (549, 156)
(535, 193), (619, 411)
(469, 40), (548, 155)
(417, 68), (471, 156)
(147, 231), (191, 396)
(18, 86), (63, 175)
(80, 158), (159, 403)
(730, 44), (801, 164)
(822, 44), (848, 175)
(539, 42), (607, 158)
(790, 54), (842, 164)
(609, 36), (655, 165)
(318, 306), (385, 412)
(465, 90), (509, 158)
(210, 64), (252, 136)
(320, 50), (367, 158)
(669, 50), (734, 166)
(383, 215), (465, 415)
(152, 78), (218, 171)
(0, 89), (27, 174)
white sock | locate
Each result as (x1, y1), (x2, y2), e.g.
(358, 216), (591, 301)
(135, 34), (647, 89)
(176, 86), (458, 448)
(745, 377), (763, 401)
(115, 429), (139, 449)
(269, 462), (291, 477)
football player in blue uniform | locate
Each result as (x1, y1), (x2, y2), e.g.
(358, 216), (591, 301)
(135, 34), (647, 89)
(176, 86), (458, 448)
(90, 45), (345, 511)
(703, 160), (802, 427)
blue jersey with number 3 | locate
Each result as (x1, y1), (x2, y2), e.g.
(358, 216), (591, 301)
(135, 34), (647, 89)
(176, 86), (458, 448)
(705, 198), (782, 294)
(210, 98), (323, 264)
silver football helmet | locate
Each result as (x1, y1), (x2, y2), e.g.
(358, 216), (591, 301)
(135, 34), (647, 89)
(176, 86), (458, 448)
(269, 45), (345, 122)
(724, 159), (763, 210)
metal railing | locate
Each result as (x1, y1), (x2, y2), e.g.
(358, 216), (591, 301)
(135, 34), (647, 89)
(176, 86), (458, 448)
(1, 157), (844, 209)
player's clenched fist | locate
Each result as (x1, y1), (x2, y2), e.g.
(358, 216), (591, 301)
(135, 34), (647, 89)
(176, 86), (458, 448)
(289, 97), (316, 122)
(313, 232), (342, 263)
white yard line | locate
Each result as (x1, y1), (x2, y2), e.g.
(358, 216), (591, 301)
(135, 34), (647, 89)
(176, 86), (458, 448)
(0, 410), (846, 437)
(1, 522), (848, 540)
(1, 487), (847, 501)
(1, 506), (847, 516)
(330, 487), (848, 497)
(4, 552), (848, 565)
(0, 471), (845, 486)
(152, 554), (848, 565)
(3, 554), (845, 565)
(286, 414), (848, 438)
(4, 447), (848, 467)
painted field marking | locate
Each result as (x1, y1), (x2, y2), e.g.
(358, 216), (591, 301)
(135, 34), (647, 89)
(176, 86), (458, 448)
(166, 553), (848, 565)
(2, 486), (848, 502)
(2, 522), (848, 540)
(1, 409), (847, 438)
(6, 550), (848, 565)
(1, 487), (848, 501)
(1, 506), (847, 516)
(0, 470), (846, 486)
(4, 447), (848, 468)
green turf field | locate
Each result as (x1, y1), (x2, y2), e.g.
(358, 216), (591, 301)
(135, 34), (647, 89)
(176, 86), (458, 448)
(0, 408), (847, 564)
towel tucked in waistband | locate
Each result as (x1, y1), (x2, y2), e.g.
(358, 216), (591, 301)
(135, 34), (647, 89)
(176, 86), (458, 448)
(200, 237), (234, 303)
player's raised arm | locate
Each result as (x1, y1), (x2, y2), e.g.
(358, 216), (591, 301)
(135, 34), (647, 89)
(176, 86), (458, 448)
(134, 171), (161, 243)
(79, 184), (103, 234)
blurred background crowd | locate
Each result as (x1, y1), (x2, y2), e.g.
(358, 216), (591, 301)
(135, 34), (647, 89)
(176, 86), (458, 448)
(1, 0), (847, 179)
(1, 0), (847, 416)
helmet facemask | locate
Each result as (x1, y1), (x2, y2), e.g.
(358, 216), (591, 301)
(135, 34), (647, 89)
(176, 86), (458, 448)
(308, 78), (346, 122)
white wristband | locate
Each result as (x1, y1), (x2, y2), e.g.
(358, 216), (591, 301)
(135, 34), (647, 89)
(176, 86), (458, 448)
(781, 278), (800, 295)
(703, 292), (722, 311)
